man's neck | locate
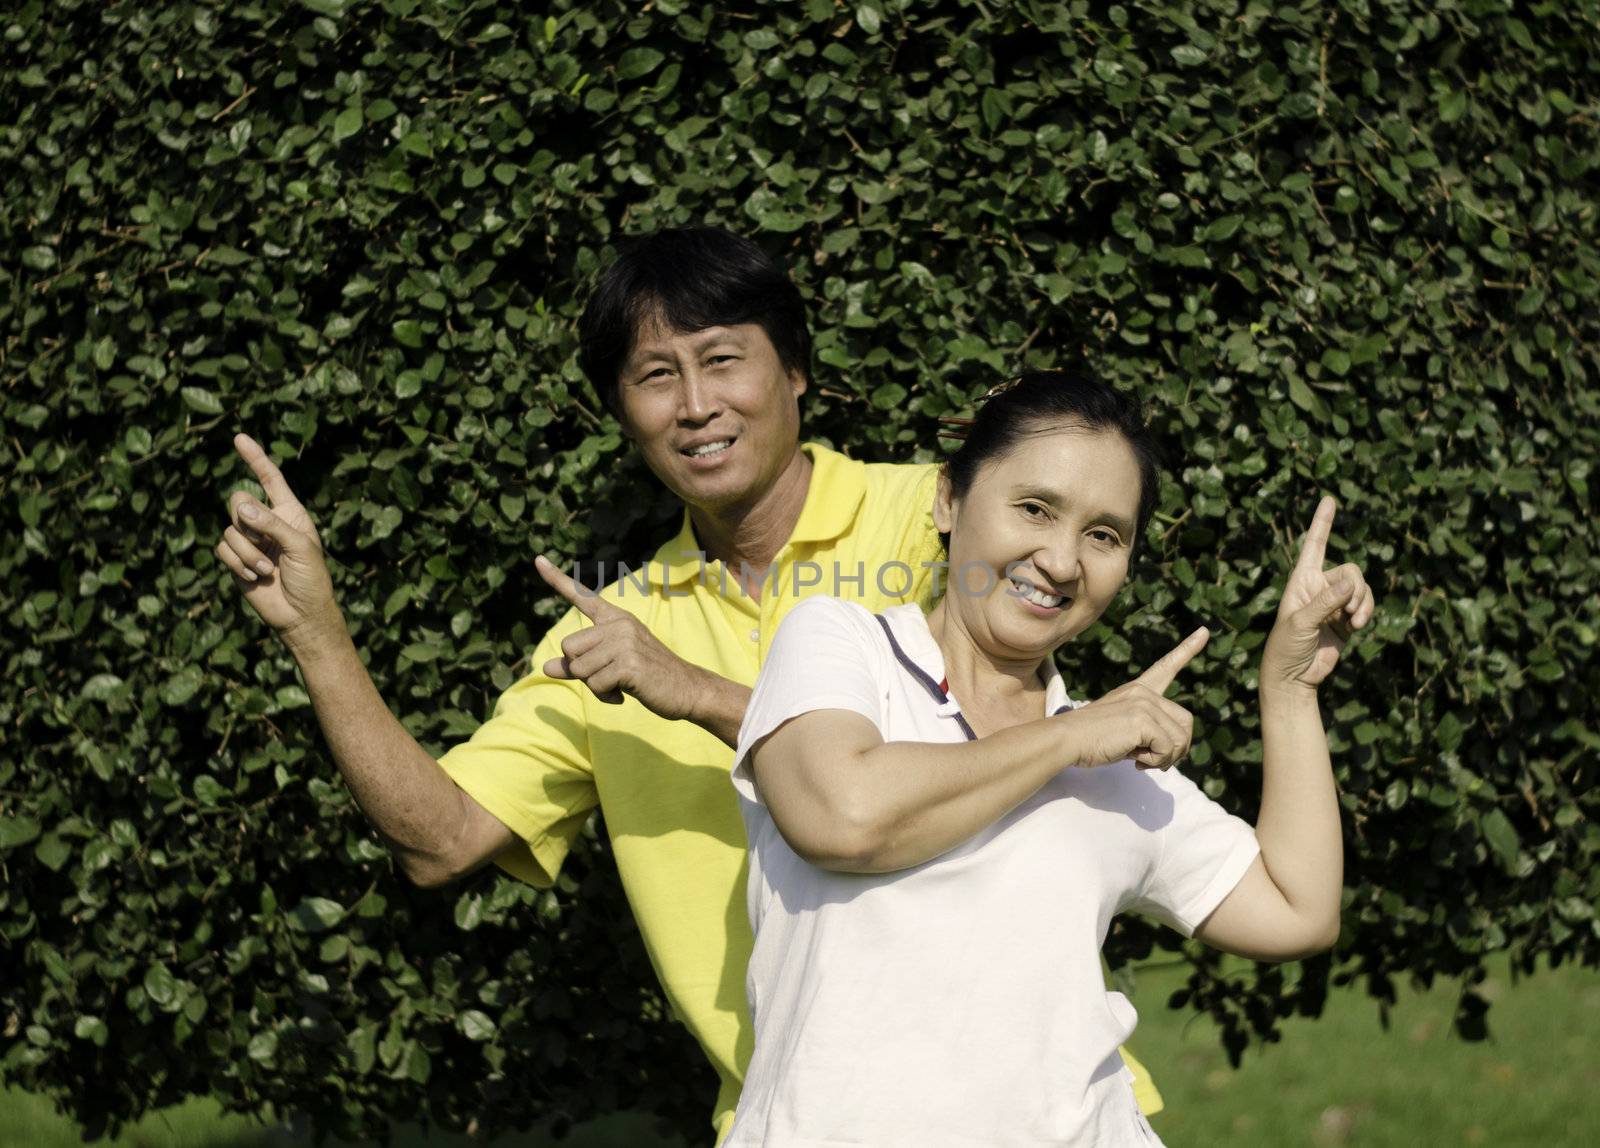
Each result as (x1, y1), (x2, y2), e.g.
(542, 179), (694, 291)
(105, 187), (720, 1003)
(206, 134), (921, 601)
(689, 448), (814, 592)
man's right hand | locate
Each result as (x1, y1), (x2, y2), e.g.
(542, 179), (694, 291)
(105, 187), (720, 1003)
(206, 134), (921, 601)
(215, 433), (344, 653)
(1063, 626), (1210, 771)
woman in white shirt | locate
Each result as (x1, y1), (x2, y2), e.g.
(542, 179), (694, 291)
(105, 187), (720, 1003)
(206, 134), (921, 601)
(726, 371), (1374, 1146)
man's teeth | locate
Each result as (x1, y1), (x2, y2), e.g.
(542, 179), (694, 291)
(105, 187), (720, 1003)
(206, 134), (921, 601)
(686, 440), (733, 457)
(1011, 578), (1064, 608)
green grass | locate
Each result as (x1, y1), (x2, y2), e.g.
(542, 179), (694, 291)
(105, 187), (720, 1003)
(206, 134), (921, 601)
(1132, 957), (1600, 1147)
(6, 957), (1596, 1146)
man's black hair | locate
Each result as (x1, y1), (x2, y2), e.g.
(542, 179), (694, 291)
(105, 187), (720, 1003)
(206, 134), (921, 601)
(943, 370), (1164, 559)
(577, 227), (811, 414)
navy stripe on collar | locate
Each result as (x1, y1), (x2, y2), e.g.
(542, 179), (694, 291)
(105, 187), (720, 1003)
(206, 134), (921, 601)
(873, 614), (978, 742)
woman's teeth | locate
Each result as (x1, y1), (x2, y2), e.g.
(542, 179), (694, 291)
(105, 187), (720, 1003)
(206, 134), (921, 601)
(1011, 578), (1064, 608)
(685, 440), (734, 457)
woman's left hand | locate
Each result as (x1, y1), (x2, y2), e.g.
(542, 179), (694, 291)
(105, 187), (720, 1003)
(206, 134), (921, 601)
(1261, 496), (1375, 691)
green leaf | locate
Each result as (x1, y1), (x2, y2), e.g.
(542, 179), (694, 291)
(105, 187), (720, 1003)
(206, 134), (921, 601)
(1205, 215), (1244, 242)
(144, 963), (178, 1008)
(1480, 808), (1520, 868)
(1170, 45), (1207, 67)
(333, 104), (363, 143)
(616, 48), (664, 80)
(392, 320), (425, 348)
(160, 666), (205, 707)
(290, 897), (348, 933)
(1320, 349), (1352, 376)
(458, 1010), (496, 1041)
(35, 833), (72, 871)
(0, 816), (42, 849)
(181, 387), (224, 415)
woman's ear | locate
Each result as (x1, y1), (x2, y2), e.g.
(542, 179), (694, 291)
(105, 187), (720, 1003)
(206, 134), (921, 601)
(933, 468), (956, 535)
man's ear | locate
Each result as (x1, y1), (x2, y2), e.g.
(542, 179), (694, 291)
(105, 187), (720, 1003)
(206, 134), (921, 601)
(933, 468), (956, 534)
(788, 368), (807, 399)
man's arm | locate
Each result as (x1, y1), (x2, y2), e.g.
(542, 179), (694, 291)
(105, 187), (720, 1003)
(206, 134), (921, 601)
(215, 434), (514, 886)
(534, 555), (750, 747)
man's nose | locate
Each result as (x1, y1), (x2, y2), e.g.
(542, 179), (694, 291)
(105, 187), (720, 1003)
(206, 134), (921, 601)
(678, 370), (722, 424)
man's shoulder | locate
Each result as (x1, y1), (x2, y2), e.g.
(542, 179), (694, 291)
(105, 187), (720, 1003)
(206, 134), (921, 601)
(853, 456), (939, 521)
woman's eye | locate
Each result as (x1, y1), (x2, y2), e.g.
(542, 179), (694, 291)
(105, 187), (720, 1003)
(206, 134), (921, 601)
(1020, 502), (1049, 519)
(1090, 529), (1121, 546)
(707, 355), (736, 366)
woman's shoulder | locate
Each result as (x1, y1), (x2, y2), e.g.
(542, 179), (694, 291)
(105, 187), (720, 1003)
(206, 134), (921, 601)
(779, 594), (883, 636)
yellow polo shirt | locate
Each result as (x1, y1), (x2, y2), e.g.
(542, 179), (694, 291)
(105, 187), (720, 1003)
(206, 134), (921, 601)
(437, 442), (1162, 1141)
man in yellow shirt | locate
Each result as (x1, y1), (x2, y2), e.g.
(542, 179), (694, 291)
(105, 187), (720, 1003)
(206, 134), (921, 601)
(214, 227), (1161, 1141)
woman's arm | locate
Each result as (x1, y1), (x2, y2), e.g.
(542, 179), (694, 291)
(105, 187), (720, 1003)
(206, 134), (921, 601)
(749, 628), (1210, 873)
(1195, 497), (1375, 960)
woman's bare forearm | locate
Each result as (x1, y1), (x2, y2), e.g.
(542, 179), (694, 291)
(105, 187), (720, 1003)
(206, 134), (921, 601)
(1254, 684), (1343, 938)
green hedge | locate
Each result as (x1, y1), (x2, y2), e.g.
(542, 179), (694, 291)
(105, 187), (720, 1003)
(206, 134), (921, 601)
(3, 0), (1597, 1139)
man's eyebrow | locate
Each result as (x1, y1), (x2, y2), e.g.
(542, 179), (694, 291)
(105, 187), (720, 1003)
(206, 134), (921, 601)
(687, 326), (744, 349)
(1010, 484), (1135, 537)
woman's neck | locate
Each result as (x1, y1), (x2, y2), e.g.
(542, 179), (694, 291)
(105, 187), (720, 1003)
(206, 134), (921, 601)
(926, 598), (1047, 702)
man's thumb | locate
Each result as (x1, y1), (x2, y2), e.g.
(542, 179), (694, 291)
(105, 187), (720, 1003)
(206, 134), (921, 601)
(1304, 572), (1358, 622)
(238, 499), (300, 549)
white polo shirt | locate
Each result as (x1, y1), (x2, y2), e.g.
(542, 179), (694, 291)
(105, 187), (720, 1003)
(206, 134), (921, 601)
(727, 598), (1261, 1147)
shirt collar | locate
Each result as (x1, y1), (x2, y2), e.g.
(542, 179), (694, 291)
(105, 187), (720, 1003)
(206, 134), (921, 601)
(879, 603), (1078, 715)
(649, 442), (867, 585)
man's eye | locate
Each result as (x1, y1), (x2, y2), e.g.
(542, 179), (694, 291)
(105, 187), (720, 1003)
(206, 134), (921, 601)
(707, 355), (736, 365)
(1020, 502), (1049, 518)
(1090, 529), (1122, 546)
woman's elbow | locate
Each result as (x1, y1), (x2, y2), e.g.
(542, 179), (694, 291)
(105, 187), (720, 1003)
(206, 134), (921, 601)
(772, 794), (892, 873)
(1264, 918), (1341, 963)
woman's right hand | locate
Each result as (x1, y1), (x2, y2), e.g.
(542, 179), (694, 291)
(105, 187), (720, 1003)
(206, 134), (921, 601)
(214, 433), (346, 654)
(1062, 627), (1210, 770)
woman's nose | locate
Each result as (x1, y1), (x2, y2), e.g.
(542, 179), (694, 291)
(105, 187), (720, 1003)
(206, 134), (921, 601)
(1032, 538), (1081, 587)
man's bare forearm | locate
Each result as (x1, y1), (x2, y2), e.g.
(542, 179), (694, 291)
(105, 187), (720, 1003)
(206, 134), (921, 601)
(686, 670), (752, 748)
(288, 627), (493, 884)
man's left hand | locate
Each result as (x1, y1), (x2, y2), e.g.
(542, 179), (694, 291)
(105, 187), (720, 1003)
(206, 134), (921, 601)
(534, 555), (707, 720)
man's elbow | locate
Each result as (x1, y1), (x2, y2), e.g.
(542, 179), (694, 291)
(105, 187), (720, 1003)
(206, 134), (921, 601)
(397, 849), (471, 889)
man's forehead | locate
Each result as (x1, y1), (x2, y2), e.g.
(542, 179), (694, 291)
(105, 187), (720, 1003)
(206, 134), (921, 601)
(626, 318), (758, 359)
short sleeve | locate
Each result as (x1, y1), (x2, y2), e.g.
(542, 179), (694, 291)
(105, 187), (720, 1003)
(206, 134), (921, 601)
(436, 608), (598, 888)
(1128, 769), (1261, 937)
(732, 597), (885, 801)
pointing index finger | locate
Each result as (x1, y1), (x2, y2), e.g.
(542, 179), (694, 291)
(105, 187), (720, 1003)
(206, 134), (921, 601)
(1135, 626), (1211, 695)
(535, 555), (611, 621)
(234, 432), (300, 509)
(1294, 495), (1337, 574)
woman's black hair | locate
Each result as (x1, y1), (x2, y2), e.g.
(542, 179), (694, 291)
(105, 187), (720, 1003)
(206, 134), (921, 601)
(943, 370), (1163, 559)
(577, 227), (812, 414)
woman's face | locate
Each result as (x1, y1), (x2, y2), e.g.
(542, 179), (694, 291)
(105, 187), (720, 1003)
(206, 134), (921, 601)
(933, 424), (1144, 663)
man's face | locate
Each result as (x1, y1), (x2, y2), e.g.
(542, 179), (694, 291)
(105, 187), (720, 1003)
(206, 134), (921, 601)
(614, 317), (806, 514)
